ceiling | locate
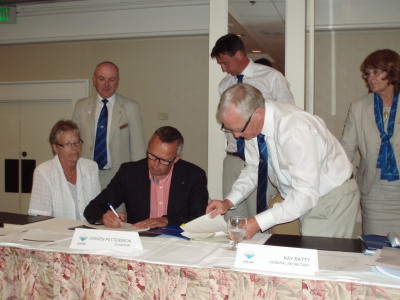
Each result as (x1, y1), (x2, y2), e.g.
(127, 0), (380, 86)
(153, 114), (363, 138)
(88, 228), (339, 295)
(1, 0), (287, 70)
(0, 0), (82, 3)
(228, 0), (286, 71)
(1, 0), (399, 73)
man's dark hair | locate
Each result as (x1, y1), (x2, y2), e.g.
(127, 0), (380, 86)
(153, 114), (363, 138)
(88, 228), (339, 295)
(154, 126), (184, 154)
(211, 33), (246, 58)
(254, 58), (272, 67)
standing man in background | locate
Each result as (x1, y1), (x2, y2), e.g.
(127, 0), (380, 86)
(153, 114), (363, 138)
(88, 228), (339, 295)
(210, 33), (295, 220)
(73, 61), (146, 212)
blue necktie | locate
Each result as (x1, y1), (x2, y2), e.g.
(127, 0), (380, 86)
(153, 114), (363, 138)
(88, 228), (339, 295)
(94, 99), (108, 170)
(236, 74), (245, 160)
(257, 134), (268, 213)
(237, 134), (269, 213)
(237, 137), (245, 161)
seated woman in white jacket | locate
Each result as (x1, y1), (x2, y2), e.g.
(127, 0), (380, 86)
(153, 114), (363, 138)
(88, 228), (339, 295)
(29, 120), (101, 220)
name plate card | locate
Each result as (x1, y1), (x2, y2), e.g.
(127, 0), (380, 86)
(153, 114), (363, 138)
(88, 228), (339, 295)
(70, 228), (143, 254)
(235, 244), (318, 275)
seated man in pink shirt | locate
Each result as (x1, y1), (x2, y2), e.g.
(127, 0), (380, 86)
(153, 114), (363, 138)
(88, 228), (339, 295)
(84, 126), (208, 228)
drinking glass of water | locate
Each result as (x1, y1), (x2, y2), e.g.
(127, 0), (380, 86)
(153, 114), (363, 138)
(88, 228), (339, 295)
(227, 216), (247, 250)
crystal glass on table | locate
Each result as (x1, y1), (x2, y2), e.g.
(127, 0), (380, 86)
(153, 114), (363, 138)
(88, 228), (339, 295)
(227, 216), (247, 250)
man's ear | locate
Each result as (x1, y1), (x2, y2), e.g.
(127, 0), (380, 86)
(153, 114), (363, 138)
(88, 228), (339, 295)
(174, 154), (183, 163)
(51, 144), (58, 155)
(234, 50), (243, 58)
(254, 107), (265, 115)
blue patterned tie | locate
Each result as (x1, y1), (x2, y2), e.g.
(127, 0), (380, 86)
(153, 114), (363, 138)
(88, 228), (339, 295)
(237, 137), (245, 161)
(374, 93), (399, 181)
(94, 99), (108, 170)
(257, 134), (268, 213)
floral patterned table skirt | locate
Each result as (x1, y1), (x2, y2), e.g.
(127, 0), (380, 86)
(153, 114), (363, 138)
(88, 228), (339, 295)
(0, 246), (399, 300)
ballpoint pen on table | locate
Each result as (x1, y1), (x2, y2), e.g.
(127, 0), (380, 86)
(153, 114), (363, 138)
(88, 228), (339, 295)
(108, 203), (122, 220)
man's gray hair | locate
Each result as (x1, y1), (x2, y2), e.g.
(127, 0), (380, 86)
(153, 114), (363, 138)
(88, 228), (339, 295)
(216, 83), (265, 124)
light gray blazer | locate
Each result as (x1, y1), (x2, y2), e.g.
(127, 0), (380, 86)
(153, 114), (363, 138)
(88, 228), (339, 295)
(72, 93), (146, 176)
(340, 93), (400, 195)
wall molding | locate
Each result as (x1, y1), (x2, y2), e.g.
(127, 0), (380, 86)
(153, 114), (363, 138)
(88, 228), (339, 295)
(0, 79), (89, 107)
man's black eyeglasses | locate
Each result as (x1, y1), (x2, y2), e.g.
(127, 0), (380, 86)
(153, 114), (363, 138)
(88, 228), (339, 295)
(221, 112), (253, 134)
(146, 151), (176, 166)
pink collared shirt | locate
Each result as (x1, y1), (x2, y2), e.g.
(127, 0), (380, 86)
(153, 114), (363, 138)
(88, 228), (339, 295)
(149, 165), (174, 218)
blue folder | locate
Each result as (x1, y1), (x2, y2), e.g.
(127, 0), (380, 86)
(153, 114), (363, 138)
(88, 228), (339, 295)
(147, 224), (189, 240)
(361, 235), (398, 250)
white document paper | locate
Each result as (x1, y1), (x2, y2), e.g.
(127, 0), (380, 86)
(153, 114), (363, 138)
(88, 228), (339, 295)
(70, 228), (143, 254)
(235, 244), (318, 275)
(180, 212), (228, 239)
(371, 247), (400, 269)
(20, 229), (71, 243)
(95, 223), (150, 232)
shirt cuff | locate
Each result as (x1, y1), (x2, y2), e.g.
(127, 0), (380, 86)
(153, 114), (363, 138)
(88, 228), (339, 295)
(254, 210), (276, 232)
(225, 190), (245, 208)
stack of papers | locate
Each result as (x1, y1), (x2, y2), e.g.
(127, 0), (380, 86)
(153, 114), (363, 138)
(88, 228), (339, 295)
(180, 213), (228, 240)
(371, 247), (400, 279)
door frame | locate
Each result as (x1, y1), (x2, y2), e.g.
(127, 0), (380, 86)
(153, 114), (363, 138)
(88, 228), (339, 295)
(0, 79), (89, 106)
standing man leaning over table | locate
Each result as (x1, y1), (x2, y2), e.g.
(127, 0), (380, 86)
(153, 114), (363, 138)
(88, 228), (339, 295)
(84, 126), (209, 229)
(207, 84), (360, 238)
(72, 61), (146, 201)
(210, 34), (295, 220)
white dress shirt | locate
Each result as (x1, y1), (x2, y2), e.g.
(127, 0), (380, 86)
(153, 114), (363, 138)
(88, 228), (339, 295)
(219, 59), (295, 152)
(29, 155), (101, 220)
(225, 100), (353, 231)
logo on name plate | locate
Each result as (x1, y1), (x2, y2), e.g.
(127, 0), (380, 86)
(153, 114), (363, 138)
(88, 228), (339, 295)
(79, 234), (88, 242)
(244, 250), (255, 259)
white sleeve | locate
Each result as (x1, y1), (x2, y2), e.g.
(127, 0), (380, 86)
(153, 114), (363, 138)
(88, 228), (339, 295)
(28, 168), (53, 216)
(225, 137), (259, 206)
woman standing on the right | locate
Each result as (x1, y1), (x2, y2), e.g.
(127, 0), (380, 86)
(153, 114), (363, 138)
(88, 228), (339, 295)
(341, 49), (400, 236)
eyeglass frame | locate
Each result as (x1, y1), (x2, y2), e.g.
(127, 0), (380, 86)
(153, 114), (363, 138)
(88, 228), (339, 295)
(362, 69), (385, 79)
(146, 151), (177, 166)
(221, 112), (253, 134)
(56, 140), (83, 149)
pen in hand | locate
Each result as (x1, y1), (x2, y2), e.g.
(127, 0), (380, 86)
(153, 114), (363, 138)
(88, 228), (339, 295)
(108, 203), (123, 221)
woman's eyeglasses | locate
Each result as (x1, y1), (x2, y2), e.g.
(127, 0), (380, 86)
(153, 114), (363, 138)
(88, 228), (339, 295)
(56, 140), (83, 149)
(362, 69), (384, 79)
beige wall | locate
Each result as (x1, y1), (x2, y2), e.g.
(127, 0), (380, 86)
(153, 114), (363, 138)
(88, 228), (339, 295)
(0, 35), (209, 172)
(314, 29), (400, 138)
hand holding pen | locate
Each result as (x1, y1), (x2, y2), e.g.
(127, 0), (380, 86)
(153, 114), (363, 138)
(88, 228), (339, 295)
(102, 203), (125, 228)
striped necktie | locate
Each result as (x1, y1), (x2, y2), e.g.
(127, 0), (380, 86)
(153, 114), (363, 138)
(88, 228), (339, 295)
(257, 134), (268, 213)
(237, 134), (269, 213)
(94, 99), (108, 169)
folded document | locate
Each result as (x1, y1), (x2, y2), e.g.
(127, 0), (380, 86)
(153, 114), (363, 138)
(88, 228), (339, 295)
(180, 213), (228, 240)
